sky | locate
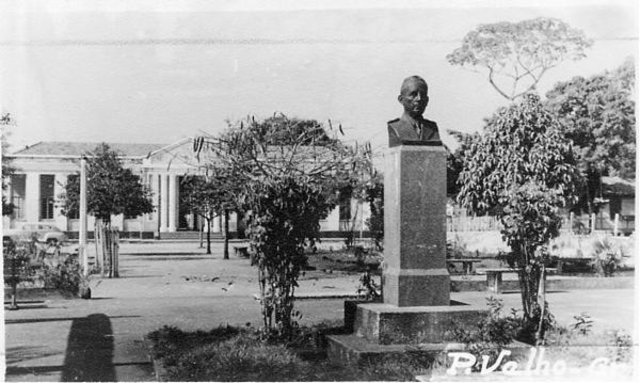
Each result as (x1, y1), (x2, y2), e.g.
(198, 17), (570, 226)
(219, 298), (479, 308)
(0, 0), (637, 155)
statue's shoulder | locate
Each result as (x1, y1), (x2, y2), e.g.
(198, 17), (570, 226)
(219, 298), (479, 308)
(387, 118), (401, 127)
(422, 118), (439, 127)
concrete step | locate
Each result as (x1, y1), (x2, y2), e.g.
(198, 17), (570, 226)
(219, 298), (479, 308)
(158, 231), (223, 240)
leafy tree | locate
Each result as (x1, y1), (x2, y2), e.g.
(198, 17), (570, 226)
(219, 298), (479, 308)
(458, 94), (582, 344)
(446, 130), (481, 197)
(363, 172), (383, 251)
(61, 143), (154, 227)
(447, 18), (592, 101)
(194, 114), (369, 338)
(1, 113), (16, 216)
(180, 169), (238, 257)
(545, 58), (636, 213)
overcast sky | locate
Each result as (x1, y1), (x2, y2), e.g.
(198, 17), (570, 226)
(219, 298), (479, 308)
(1, 0), (637, 154)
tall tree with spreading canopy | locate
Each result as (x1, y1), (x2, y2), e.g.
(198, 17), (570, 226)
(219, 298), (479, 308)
(458, 94), (582, 343)
(193, 114), (370, 338)
(545, 58), (636, 213)
(447, 18), (592, 101)
(61, 143), (154, 226)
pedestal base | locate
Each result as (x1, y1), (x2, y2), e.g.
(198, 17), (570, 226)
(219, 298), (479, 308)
(383, 268), (450, 306)
(354, 302), (488, 345)
(326, 333), (465, 367)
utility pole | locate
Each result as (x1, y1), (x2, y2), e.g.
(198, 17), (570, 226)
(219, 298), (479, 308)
(79, 156), (88, 276)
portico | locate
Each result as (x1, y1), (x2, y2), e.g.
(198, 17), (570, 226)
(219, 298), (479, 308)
(4, 139), (368, 239)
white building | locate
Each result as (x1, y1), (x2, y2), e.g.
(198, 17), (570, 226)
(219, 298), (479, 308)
(4, 139), (370, 240)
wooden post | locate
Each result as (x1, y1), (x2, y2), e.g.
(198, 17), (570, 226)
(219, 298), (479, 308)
(79, 157), (88, 276)
(613, 213), (620, 236)
(569, 211), (574, 234)
(113, 229), (120, 278)
(590, 213), (596, 233)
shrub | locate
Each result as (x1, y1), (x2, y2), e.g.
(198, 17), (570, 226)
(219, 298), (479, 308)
(591, 236), (623, 276)
(448, 297), (524, 371)
(148, 323), (436, 381)
(356, 266), (381, 301)
(42, 255), (88, 296)
(3, 239), (36, 287)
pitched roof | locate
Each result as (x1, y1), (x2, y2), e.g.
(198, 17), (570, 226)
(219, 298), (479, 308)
(11, 141), (168, 158)
(602, 176), (635, 196)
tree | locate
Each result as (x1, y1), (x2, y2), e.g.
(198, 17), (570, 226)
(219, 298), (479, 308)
(194, 114), (369, 338)
(545, 58), (636, 213)
(446, 130), (481, 197)
(458, 94), (582, 344)
(61, 143), (154, 226)
(363, 172), (383, 251)
(180, 169), (238, 257)
(447, 18), (592, 101)
(1, 113), (16, 216)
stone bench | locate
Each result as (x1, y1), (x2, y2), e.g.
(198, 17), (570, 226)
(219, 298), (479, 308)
(234, 246), (249, 258)
(446, 258), (482, 275)
(476, 268), (557, 294)
(554, 257), (592, 273)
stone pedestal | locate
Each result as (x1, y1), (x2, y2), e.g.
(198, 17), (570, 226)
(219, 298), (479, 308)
(383, 145), (450, 306)
(327, 143), (487, 365)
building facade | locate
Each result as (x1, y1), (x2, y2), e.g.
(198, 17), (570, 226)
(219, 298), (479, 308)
(4, 140), (370, 239)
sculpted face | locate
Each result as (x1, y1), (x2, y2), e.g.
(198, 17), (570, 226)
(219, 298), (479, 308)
(398, 78), (429, 118)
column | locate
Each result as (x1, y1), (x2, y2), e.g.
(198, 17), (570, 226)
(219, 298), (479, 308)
(212, 214), (221, 233)
(25, 173), (40, 222)
(160, 174), (169, 232)
(382, 144), (450, 306)
(168, 174), (177, 232)
(54, 173), (68, 230)
(150, 173), (160, 233)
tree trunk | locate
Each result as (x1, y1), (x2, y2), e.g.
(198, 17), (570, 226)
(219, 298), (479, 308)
(199, 217), (204, 249)
(206, 217), (211, 255)
(223, 209), (230, 260)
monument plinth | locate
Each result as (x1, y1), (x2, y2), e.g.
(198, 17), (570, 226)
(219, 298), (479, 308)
(327, 142), (487, 365)
(382, 144), (450, 306)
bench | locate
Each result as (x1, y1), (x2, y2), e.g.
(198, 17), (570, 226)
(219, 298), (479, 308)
(476, 267), (557, 294)
(234, 246), (249, 258)
(554, 257), (592, 273)
(447, 258), (482, 275)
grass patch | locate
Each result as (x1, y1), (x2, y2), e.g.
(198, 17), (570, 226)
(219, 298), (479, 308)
(147, 324), (433, 381)
(304, 249), (382, 277)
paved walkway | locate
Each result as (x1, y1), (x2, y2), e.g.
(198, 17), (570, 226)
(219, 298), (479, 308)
(3, 242), (637, 381)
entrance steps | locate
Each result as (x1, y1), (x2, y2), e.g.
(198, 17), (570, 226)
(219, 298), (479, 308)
(158, 231), (224, 240)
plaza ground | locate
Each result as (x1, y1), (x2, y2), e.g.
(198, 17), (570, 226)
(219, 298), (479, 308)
(3, 241), (637, 382)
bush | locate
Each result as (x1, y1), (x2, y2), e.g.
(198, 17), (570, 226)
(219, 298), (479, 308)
(42, 255), (88, 296)
(448, 297), (523, 371)
(148, 323), (435, 381)
(591, 236), (624, 276)
(3, 239), (36, 287)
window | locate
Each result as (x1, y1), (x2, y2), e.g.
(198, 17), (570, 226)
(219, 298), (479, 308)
(10, 174), (26, 220)
(338, 187), (352, 221)
(40, 174), (55, 220)
(66, 175), (79, 219)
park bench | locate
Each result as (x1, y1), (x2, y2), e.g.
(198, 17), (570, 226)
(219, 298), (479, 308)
(476, 267), (557, 294)
(234, 246), (250, 258)
(446, 258), (482, 275)
(554, 257), (592, 273)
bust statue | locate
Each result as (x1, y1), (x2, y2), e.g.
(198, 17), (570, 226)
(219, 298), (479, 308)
(387, 76), (441, 147)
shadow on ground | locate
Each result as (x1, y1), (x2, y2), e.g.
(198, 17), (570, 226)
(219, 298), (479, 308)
(61, 313), (115, 382)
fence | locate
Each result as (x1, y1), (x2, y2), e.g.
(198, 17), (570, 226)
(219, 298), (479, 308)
(447, 215), (501, 232)
(94, 221), (120, 278)
(447, 212), (635, 235)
